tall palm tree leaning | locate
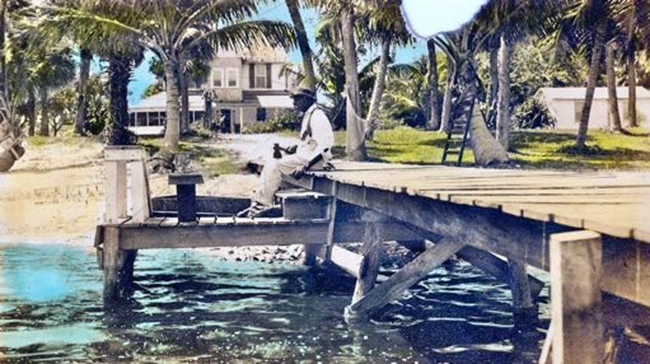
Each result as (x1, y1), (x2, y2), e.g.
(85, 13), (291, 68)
(44, 0), (295, 152)
(434, 24), (510, 166)
(358, 0), (413, 140)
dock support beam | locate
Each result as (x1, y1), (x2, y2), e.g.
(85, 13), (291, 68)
(101, 147), (150, 300)
(351, 211), (384, 304)
(508, 258), (537, 325)
(102, 226), (136, 300)
(549, 230), (603, 364)
(347, 238), (463, 318)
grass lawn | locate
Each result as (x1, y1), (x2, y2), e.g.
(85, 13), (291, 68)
(138, 136), (240, 177)
(332, 126), (650, 170)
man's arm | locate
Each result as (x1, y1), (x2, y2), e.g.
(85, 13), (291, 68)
(291, 148), (331, 179)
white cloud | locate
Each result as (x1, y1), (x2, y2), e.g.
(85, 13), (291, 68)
(400, 0), (490, 39)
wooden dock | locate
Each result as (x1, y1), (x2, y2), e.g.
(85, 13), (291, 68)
(96, 147), (650, 363)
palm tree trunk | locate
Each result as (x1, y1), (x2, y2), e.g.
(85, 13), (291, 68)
(365, 38), (391, 140)
(75, 47), (91, 136)
(163, 59), (181, 150)
(427, 39), (441, 130)
(606, 42), (622, 132)
(456, 57), (508, 166)
(179, 63), (190, 134)
(27, 87), (36, 136)
(487, 40), (499, 127)
(439, 55), (455, 133)
(627, 29), (637, 127)
(39, 86), (49, 136)
(576, 19), (606, 149)
(496, 34), (511, 150)
(286, 0), (316, 90)
(107, 54), (132, 145)
(341, 8), (366, 161)
(0, 0), (8, 100)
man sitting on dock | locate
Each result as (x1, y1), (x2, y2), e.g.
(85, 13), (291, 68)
(238, 87), (334, 218)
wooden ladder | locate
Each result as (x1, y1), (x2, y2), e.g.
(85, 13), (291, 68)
(441, 88), (475, 166)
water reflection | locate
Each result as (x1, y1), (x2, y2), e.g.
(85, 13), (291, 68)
(1, 243), (643, 363)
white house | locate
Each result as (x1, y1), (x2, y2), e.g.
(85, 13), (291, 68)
(128, 46), (299, 136)
(536, 87), (650, 129)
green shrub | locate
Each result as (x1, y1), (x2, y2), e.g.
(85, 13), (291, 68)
(513, 98), (556, 129)
(243, 109), (301, 134)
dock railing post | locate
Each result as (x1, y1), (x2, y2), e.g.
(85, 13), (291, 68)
(549, 230), (603, 364)
(101, 146), (149, 299)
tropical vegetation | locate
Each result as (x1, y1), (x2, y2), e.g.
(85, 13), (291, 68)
(0, 0), (648, 172)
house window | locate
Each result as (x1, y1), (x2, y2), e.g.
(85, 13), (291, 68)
(256, 108), (267, 122)
(226, 68), (239, 88)
(212, 68), (224, 88)
(255, 64), (267, 88)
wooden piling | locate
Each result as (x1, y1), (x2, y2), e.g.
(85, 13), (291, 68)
(351, 211), (385, 304)
(102, 226), (136, 299)
(508, 258), (537, 326)
(549, 230), (603, 364)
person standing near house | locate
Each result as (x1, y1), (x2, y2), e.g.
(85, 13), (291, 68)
(239, 87), (334, 217)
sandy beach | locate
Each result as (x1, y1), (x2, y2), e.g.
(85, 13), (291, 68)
(0, 135), (296, 246)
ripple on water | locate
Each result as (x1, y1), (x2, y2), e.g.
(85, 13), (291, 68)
(2, 244), (650, 362)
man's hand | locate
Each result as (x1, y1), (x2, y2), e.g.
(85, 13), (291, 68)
(291, 165), (307, 179)
(285, 145), (298, 155)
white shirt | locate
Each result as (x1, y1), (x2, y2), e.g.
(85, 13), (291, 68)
(298, 104), (334, 161)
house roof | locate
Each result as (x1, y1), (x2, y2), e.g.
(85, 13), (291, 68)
(537, 87), (650, 101)
(129, 92), (293, 112)
(130, 92), (206, 113)
(257, 95), (293, 108)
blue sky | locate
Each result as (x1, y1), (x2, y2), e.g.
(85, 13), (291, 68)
(128, 1), (487, 104)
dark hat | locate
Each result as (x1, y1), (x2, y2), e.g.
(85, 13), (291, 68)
(289, 87), (316, 100)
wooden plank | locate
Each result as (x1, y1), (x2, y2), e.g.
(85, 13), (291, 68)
(351, 212), (384, 304)
(550, 230), (604, 364)
(324, 182), (339, 261)
(168, 173), (204, 185)
(346, 239), (463, 317)
(601, 237), (650, 307)
(104, 146), (145, 162)
(116, 219), (419, 250)
(105, 161), (127, 223)
(119, 221), (331, 249)
(130, 160), (149, 223)
(329, 246), (362, 278)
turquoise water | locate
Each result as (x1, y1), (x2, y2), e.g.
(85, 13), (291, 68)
(0, 243), (556, 363)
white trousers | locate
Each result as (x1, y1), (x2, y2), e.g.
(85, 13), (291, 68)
(254, 154), (311, 206)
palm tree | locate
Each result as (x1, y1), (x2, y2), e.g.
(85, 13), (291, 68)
(614, 0), (650, 127)
(285, 0), (316, 90)
(44, 0), (295, 151)
(605, 40), (623, 131)
(357, 0), (413, 140)
(382, 56), (430, 127)
(75, 47), (92, 135)
(33, 47), (76, 136)
(426, 39), (442, 131)
(435, 26), (510, 166)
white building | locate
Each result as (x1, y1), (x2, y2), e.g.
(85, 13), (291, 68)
(129, 46), (299, 136)
(536, 87), (650, 129)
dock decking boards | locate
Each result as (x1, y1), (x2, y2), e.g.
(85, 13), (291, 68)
(304, 161), (650, 243)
